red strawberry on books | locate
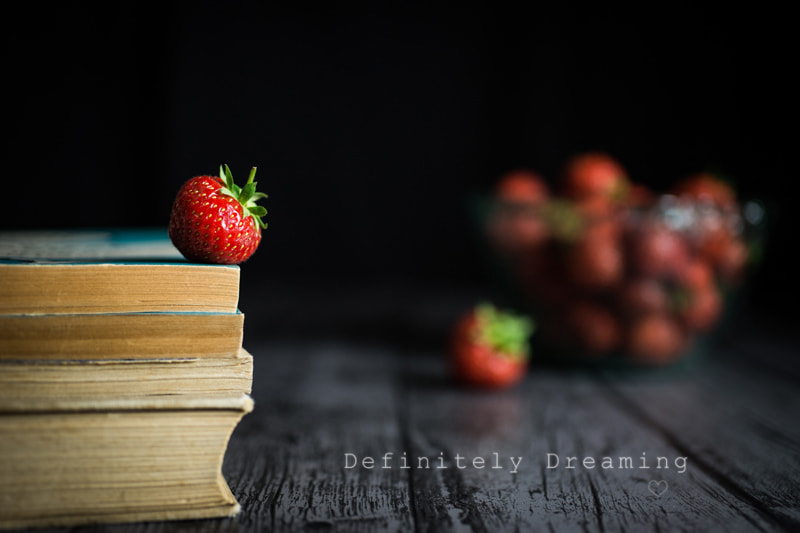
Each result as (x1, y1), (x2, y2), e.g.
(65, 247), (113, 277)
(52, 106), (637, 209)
(169, 164), (268, 264)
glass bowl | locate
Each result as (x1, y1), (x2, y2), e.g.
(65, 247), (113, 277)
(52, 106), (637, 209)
(478, 173), (768, 369)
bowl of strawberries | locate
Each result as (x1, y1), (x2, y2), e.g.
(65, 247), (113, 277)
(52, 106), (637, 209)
(482, 152), (766, 367)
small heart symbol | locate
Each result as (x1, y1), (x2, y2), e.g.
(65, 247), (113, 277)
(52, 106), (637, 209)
(648, 480), (668, 497)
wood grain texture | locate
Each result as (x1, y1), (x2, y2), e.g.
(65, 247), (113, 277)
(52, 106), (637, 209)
(605, 350), (800, 529)
(400, 354), (779, 532)
(225, 342), (413, 532)
(7, 333), (798, 532)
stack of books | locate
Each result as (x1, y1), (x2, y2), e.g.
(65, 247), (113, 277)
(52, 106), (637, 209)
(0, 229), (254, 529)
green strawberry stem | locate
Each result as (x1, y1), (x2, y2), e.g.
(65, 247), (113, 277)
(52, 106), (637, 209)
(475, 303), (535, 360)
(218, 164), (269, 229)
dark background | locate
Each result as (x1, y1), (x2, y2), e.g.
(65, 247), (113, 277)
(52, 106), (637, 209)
(5, 2), (796, 332)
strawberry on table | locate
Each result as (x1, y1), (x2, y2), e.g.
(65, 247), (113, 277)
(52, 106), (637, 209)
(449, 303), (534, 389)
(169, 164), (268, 264)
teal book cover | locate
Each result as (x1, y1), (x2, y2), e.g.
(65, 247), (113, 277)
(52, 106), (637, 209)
(0, 228), (186, 263)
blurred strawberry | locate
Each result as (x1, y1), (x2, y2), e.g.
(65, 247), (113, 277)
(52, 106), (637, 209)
(676, 257), (715, 291)
(627, 222), (691, 281)
(449, 303), (534, 389)
(625, 183), (657, 209)
(565, 220), (625, 290)
(716, 237), (749, 286)
(561, 152), (630, 205)
(672, 247), (725, 334)
(676, 284), (723, 333)
(574, 195), (618, 222)
(617, 278), (669, 317)
(566, 301), (622, 357)
(542, 198), (584, 242)
(672, 172), (737, 210)
(627, 313), (686, 365)
(487, 169), (550, 256)
(694, 223), (730, 260)
(495, 169), (550, 204)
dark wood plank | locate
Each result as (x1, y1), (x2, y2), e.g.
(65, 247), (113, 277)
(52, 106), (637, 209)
(606, 348), (800, 530)
(401, 352), (782, 532)
(224, 341), (413, 532)
(11, 334), (798, 532)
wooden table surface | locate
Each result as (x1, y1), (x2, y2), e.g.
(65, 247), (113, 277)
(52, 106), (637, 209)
(25, 284), (800, 532)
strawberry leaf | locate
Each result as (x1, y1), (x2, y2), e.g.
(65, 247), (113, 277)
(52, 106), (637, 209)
(222, 164), (243, 197)
(240, 183), (256, 204)
(475, 303), (534, 360)
(216, 164), (269, 230)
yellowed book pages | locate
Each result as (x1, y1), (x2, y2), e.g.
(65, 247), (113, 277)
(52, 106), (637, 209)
(0, 229), (241, 315)
(0, 394), (254, 529)
(0, 312), (244, 360)
(0, 348), (253, 404)
(0, 263), (241, 315)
